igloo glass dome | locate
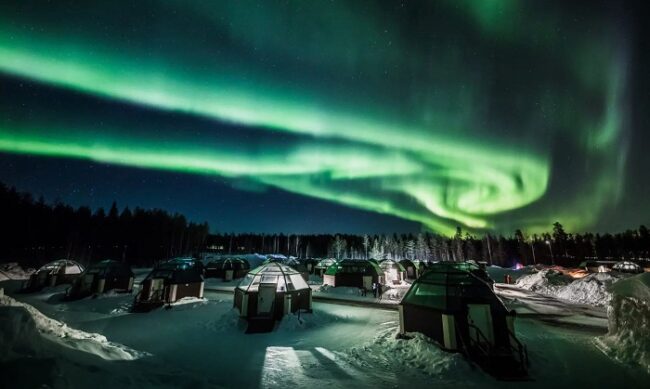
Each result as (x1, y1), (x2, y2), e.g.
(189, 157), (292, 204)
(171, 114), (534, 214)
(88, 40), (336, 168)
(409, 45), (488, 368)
(38, 259), (84, 275)
(237, 262), (309, 292)
(612, 261), (643, 274)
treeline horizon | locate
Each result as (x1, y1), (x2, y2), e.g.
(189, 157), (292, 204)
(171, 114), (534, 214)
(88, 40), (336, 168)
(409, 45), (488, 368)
(0, 183), (209, 267)
(1, 183), (649, 268)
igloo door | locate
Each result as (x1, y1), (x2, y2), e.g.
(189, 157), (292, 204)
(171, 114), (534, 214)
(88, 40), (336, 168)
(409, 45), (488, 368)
(363, 276), (373, 290)
(407, 267), (415, 278)
(467, 304), (494, 346)
(257, 283), (276, 316)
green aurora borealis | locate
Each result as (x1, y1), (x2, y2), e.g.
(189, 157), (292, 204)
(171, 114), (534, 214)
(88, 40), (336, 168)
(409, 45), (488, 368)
(0, 1), (638, 234)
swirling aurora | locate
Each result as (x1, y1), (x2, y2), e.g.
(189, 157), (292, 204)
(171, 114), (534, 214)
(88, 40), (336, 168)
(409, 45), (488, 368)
(0, 1), (637, 234)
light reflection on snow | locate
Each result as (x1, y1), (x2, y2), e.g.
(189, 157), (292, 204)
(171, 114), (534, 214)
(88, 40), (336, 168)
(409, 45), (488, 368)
(314, 346), (337, 361)
(261, 346), (302, 387)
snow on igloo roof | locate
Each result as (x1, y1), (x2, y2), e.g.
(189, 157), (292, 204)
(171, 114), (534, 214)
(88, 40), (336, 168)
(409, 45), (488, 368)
(612, 261), (643, 273)
(37, 259), (84, 275)
(315, 258), (337, 267)
(379, 259), (406, 272)
(238, 262), (309, 292)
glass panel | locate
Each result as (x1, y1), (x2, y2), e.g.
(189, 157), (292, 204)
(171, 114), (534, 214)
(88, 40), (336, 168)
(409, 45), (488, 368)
(282, 279), (293, 292)
(67, 265), (83, 274)
(447, 274), (472, 284)
(290, 274), (309, 290)
(421, 272), (447, 283)
(237, 274), (255, 290)
(406, 283), (448, 309)
(261, 275), (279, 284)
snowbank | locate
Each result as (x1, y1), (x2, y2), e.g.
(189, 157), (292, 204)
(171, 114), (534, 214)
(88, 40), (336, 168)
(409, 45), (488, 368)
(515, 268), (572, 290)
(344, 327), (484, 382)
(554, 273), (623, 306)
(0, 305), (45, 360)
(0, 294), (148, 361)
(515, 269), (626, 306)
(597, 273), (650, 372)
(0, 262), (34, 281)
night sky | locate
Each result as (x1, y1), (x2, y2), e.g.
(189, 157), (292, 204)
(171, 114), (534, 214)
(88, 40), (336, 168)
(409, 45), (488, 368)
(0, 1), (648, 235)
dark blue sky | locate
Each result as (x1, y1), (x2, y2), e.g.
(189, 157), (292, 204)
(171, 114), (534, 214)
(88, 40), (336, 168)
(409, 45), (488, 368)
(0, 1), (649, 235)
(0, 153), (420, 234)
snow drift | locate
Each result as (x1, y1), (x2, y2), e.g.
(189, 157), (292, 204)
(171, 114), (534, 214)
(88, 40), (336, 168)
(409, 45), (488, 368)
(515, 269), (626, 306)
(515, 268), (572, 291)
(0, 262), (34, 281)
(0, 294), (148, 361)
(344, 326), (486, 383)
(597, 273), (650, 372)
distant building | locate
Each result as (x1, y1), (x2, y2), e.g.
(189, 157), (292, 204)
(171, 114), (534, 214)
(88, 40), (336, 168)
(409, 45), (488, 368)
(323, 259), (384, 289)
(379, 259), (406, 285)
(66, 259), (134, 299)
(22, 259), (84, 292)
(314, 258), (337, 277)
(204, 257), (250, 280)
(133, 258), (204, 312)
(399, 259), (428, 280)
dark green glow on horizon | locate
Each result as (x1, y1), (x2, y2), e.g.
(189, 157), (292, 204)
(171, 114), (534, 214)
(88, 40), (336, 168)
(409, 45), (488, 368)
(0, 1), (630, 234)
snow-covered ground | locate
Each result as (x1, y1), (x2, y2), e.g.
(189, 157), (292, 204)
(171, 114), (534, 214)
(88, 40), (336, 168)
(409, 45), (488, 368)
(204, 277), (241, 290)
(2, 275), (649, 388)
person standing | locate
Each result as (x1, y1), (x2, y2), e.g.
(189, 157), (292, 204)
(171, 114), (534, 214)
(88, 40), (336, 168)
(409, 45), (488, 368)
(377, 283), (383, 300)
(372, 282), (377, 298)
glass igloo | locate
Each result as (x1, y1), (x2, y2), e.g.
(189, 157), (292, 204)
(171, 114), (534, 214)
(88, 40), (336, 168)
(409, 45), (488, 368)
(234, 262), (312, 320)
